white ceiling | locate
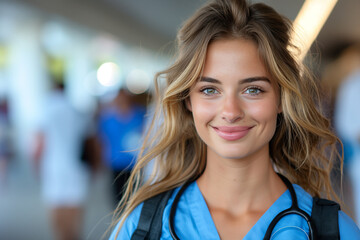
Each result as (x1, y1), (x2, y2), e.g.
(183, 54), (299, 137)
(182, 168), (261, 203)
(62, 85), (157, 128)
(110, 0), (360, 57)
(6, 0), (360, 58)
(105, 0), (304, 40)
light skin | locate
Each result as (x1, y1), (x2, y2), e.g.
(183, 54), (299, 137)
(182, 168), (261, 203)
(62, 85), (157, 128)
(187, 38), (287, 239)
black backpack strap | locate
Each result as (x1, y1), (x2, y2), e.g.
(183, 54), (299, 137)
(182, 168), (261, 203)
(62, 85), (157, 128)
(131, 190), (173, 240)
(311, 197), (340, 240)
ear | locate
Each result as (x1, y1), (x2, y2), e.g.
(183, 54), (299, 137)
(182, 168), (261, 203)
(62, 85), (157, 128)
(185, 98), (192, 112)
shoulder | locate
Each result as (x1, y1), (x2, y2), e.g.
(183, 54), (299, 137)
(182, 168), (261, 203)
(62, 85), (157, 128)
(294, 185), (360, 239)
(270, 185), (313, 239)
(108, 203), (143, 240)
(291, 184), (313, 215)
(108, 187), (181, 240)
(338, 211), (360, 239)
(271, 185), (360, 239)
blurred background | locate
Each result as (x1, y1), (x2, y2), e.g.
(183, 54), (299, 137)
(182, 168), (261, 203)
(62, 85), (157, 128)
(0, 0), (360, 239)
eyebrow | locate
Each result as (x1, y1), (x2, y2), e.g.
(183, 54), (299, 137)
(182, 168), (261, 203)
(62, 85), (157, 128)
(200, 76), (270, 84)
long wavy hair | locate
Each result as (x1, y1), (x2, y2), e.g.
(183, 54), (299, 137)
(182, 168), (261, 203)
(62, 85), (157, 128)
(112, 0), (341, 234)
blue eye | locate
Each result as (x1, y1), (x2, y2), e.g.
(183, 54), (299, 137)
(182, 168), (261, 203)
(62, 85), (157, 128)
(244, 87), (262, 95)
(201, 88), (219, 95)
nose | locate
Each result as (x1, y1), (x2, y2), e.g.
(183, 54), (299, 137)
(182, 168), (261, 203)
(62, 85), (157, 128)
(221, 94), (244, 123)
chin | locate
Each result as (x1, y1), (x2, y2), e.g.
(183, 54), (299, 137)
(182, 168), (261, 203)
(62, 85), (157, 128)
(211, 147), (252, 160)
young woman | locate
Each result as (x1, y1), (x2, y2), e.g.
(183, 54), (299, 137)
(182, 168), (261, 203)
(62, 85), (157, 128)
(109, 0), (360, 239)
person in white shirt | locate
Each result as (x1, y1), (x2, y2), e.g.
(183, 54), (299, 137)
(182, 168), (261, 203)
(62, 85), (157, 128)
(33, 81), (91, 240)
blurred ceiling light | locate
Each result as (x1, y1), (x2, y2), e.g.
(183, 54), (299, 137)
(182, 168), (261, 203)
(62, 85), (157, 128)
(291, 0), (338, 60)
(126, 69), (151, 94)
(83, 71), (107, 96)
(97, 62), (121, 87)
(292, 0), (338, 60)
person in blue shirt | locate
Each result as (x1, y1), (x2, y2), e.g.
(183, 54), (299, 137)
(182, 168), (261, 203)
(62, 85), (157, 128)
(109, 0), (360, 239)
(97, 88), (146, 204)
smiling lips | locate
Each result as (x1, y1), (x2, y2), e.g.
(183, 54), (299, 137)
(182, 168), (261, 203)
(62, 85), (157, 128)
(212, 126), (253, 141)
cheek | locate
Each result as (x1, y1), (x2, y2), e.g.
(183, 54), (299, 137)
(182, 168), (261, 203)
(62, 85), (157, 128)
(190, 98), (216, 127)
(246, 100), (279, 126)
(192, 103), (213, 121)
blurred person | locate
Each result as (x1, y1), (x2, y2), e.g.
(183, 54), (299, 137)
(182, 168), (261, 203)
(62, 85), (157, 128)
(320, 43), (360, 219)
(97, 88), (146, 205)
(321, 43), (360, 120)
(333, 44), (360, 225)
(0, 96), (12, 190)
(32, 80), (92, 240)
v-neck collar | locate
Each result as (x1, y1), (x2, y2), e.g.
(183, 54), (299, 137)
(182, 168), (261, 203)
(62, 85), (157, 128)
(188, 181), (293, 239)
(186, 181), (221, 239)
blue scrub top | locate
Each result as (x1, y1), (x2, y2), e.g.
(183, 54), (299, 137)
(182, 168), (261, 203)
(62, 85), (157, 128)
(110, 182), (360, 239)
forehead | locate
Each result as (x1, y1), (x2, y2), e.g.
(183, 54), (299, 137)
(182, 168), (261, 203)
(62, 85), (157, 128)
(200, 38), (274, 84)
(205, 39), (265, 73)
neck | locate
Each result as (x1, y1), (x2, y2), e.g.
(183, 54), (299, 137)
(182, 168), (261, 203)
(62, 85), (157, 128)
(197, 147), (286, 215)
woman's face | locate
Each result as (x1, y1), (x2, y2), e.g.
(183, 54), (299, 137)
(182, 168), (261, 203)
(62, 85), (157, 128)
(187, 38), (281, 161)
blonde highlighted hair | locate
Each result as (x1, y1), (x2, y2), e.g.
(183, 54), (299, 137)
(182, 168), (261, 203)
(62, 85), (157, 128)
(111, 0), (341, 234)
